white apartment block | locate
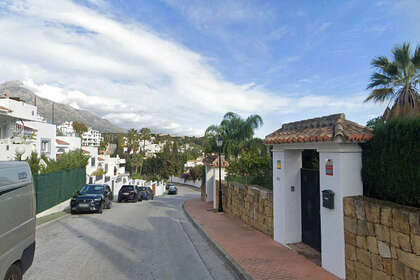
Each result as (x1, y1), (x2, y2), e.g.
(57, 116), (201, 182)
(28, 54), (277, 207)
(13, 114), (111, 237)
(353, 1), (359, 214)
(82, 128), (103, 147)
(57, 121), (76, 136)
(0, 96), (47, 160)
(56, 136), (82, 157)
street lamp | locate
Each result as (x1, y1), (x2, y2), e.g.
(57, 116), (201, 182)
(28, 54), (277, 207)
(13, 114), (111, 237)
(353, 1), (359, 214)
(15, 146), (26, 161)
(216, 135), (223, 212)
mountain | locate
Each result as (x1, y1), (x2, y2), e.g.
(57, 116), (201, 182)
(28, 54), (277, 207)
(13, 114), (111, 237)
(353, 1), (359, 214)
(0, 81), (126, 133)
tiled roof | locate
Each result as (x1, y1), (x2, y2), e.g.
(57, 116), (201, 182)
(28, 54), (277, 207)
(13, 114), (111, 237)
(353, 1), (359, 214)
(203, 155), (228, 168)
(56, 139), (70, 145)
(98, 157), (104, 161)
(264, 113), (373, 144)
(0, 105), (12, 113)
(82, 149), (90, 154)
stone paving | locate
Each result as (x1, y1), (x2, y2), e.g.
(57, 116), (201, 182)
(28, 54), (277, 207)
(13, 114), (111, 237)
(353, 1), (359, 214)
(185, 198), (339, 280)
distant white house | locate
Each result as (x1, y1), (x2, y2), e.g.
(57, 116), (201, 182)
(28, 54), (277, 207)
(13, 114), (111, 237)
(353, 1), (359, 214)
(82, 128), (103, 147)
(56, 136), (81, 157)
(184, 159), (203, 169)
(57, 121), (76, 136)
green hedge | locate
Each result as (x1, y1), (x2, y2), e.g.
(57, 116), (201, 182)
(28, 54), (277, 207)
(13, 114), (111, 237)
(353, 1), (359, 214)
(361, 118), (420, 207)
(226, 175), (273, 190)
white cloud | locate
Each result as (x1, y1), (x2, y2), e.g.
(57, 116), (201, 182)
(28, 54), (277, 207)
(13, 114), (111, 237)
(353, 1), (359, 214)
(0, 0), (385, 136)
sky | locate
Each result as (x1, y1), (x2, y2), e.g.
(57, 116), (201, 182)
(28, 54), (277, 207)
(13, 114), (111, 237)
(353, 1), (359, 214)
(0, 0), (418, 137)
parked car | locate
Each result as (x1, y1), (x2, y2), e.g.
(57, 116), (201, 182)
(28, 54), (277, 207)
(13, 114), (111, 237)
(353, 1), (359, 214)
(137, 186), (148, 200)
(166, 183), (174, 190)
(146, 187), (154, 200)
(0, 162), (36, 280)
(70, 184), (113, 214)
(118, 185), (141, 202)
(168, 185), (178, 195)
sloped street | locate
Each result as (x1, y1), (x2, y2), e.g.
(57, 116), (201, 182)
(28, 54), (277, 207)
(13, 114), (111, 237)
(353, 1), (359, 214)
(25, 186), (237, 280)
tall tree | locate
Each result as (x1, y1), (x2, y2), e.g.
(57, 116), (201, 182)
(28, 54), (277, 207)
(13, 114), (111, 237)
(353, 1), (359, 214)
(72, 121), (88, 136)
(139, 128), (151, 151)
(205, 112), (263, 159)
(365, 42), (420, 119)
(126, 129), (139, 154)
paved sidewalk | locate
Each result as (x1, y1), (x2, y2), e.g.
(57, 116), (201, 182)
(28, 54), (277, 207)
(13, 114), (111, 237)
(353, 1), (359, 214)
(184, 198), (339, 280)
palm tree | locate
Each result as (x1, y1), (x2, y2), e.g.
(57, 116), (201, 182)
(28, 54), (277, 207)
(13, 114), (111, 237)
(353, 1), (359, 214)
(205, 112), (263, 159)
(126, 129), (139, 154)
(365, 42), (420, 119)
(139, 128), (151, 152)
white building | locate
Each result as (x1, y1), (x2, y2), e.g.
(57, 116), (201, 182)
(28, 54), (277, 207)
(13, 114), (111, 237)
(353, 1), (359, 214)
(82, 128), (103, 147)
(56, 136), (81, 157)
(0, 96), (43, 160)
(184, 159), (203, 169)
(85, 147), (128, 193)
(57, 121), (76, 136)
(25, 121), (57, 160)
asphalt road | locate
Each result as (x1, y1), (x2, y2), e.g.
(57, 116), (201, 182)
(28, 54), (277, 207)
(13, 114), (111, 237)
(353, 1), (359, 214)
(25, 185), (237, 280)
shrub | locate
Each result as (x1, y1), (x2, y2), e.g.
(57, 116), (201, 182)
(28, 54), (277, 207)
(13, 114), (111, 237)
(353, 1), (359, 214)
(361, 118), (420, 207)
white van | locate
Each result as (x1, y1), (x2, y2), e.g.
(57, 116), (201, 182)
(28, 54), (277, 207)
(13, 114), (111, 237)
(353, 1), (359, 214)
(0, 162), (36, 280)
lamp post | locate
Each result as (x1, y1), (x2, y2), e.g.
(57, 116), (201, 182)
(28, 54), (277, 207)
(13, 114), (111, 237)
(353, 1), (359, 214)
(15, 146), (26, 161)
(216, 135), (223, 212)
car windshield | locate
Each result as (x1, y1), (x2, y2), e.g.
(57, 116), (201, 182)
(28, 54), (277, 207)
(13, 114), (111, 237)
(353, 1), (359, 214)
(139, 187), (146, 191)
(121, 186), (134, 191)
(80, 185), (104, 195)
(169, 186), (176, 190)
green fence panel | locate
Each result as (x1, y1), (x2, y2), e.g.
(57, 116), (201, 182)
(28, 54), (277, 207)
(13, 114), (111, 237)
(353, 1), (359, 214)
(34, 168), (86, 214)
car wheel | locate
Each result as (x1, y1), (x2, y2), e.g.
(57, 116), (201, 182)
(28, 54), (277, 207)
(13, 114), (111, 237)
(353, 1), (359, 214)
(108, 201), (112, 209)
(97, 202), (103, 214)
(71, 209), (76, 215)
(4, 263), (22, 280)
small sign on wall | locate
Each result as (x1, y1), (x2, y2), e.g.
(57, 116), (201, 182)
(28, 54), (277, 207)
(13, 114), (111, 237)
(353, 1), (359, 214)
(277, 160), (282, 169)
(326, 159), (333, 176)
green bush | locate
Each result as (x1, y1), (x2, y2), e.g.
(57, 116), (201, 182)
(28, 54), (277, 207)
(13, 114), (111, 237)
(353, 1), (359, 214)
(361, 118), (420, 207)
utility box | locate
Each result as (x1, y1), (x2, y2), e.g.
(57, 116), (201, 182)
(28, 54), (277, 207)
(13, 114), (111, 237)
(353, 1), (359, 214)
(322, 189), (335, 209)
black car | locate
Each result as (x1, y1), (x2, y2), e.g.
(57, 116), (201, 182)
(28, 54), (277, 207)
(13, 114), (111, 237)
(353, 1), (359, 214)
(146, 187), (154, 200)
(118, 185), (141, 202)
(70, 184), (113, 214)
(168, 185), (177, 195)
(166, 183), (174, 190)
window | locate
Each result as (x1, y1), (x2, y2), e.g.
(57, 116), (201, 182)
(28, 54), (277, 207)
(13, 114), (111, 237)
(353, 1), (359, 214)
(41, 139), (51, 154)
(105, 163), (108, 173)
(91, 157), (95, 167)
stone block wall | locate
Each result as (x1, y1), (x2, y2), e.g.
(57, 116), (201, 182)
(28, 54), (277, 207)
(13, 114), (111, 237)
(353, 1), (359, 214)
(344, 196), (420, 280)
(217, 181), (273, 237)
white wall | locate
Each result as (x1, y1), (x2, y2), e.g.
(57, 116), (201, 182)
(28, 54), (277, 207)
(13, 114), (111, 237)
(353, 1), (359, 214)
(272, 149), (302, 245)
(212, 167), (226, 209)
(0, 98), (42, 121)
(170, 176), (201, 188)
(205, 166), (214, 203)
(57, 136), (81, 151)
(319, 149), (363, 278)
(25, 121), (56, 160)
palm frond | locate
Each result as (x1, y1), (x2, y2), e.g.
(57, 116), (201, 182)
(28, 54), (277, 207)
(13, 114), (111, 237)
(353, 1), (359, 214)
(367, 72), (393, 89)
(412, 45), (420, 67)
(392, 42), (411, 70)
(364, 88), (394, 103)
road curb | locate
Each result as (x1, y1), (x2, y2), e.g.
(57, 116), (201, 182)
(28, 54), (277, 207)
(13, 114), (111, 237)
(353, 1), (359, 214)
(182, 201), (253, 280)
(37, 212), (70, 229)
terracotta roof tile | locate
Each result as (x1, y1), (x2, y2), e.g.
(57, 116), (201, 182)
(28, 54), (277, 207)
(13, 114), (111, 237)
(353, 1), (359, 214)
(82, 149), (90, 154)
(0, 105), (12, 113)
(265, 113), (372, 145)
(203, 155), (228, 168)
(98, 157), (104, 161)
(56, 139), (70, 145)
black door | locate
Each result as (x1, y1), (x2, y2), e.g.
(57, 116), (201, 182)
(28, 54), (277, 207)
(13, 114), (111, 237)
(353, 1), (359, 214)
(301, 168), (321, 252)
